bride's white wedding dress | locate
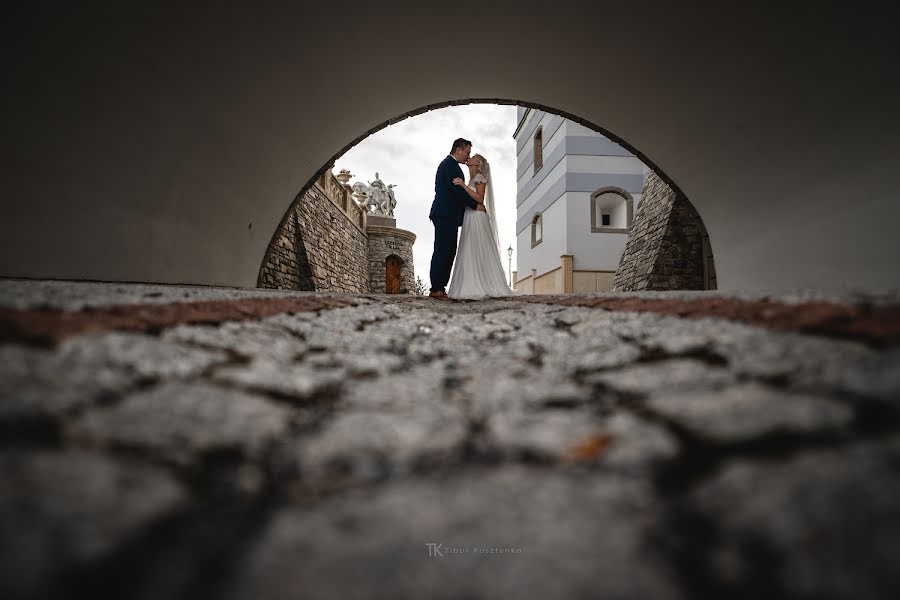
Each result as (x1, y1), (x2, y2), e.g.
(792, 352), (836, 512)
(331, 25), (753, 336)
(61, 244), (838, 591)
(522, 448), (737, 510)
(448, 172), (519, 299)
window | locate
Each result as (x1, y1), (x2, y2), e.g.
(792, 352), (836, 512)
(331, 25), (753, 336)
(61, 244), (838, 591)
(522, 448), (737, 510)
(591, 188), (634, 233)
(533, 127), (543, 174)
(531, 214), (543, 248)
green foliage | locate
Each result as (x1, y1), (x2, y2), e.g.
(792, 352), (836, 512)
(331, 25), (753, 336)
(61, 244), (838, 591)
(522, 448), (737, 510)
(414, 276), (428, 296)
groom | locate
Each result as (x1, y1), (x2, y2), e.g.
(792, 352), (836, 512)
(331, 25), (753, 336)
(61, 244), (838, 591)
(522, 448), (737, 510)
(428, 138), (482, 300)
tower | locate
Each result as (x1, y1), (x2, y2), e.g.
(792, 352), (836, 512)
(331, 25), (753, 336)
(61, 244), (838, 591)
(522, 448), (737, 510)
(513, 107), (649, 293)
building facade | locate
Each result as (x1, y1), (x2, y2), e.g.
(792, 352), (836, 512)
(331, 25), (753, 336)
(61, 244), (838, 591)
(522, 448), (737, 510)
(512, 107), (649, 294)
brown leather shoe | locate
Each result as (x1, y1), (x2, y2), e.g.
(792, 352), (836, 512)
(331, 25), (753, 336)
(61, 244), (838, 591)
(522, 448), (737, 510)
(428, 290), (450, 301)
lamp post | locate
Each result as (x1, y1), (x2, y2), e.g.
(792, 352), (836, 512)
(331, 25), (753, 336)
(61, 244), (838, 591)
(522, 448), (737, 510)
(507, 245), (514, 288)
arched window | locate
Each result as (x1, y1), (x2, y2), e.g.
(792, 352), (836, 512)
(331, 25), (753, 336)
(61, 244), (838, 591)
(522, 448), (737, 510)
(533, 126), (543, 174)
(591, 188), (634, 233)
(531, 213), (543, 248)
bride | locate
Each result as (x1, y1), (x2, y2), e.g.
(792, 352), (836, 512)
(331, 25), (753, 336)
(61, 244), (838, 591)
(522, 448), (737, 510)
(447, 154), (519, 299)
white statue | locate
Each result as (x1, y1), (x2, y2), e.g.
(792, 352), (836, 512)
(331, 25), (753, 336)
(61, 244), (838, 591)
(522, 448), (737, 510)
(386, 183), (398, 217)
(351, 172), (397, 217)
(351, 181), (378, 213)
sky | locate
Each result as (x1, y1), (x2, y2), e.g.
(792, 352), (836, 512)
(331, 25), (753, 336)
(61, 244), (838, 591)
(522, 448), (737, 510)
(331, 104), (519, 289)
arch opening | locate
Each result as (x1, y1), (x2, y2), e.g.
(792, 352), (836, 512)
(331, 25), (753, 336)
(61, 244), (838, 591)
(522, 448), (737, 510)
(257, 99), (713, 296)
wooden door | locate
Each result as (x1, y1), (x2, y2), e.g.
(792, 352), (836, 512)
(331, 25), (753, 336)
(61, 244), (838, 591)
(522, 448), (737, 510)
(385, 255), (401, 294)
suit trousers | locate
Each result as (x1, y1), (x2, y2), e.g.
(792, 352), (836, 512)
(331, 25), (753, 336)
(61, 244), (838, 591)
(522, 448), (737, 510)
(429, 216), (459, 292)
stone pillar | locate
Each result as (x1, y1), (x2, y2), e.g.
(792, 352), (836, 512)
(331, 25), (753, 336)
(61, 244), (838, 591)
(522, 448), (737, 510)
(561, 255), (574, 294)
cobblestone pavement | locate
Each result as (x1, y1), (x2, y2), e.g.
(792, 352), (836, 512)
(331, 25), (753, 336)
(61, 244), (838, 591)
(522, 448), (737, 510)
(2, 279), (899, 599)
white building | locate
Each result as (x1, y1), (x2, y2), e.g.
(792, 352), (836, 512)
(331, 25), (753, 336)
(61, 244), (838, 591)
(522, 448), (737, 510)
(513, 107), (649, 294)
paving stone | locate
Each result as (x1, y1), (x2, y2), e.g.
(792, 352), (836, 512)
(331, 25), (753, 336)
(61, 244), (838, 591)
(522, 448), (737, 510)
(813, 346), (900, 402)
(267, 310), (399, 357)
(0, 450), (187, 599)
(296, 410), (468, 488)
(227, 467), (681, 600)
(601, 412), (680, 472)
(58, 332), (229, 379)
(212, 358), (346, 402)
(338, 362), (454, 414)
(646, 383), (854, 442)
(585, 359), (736, 397)
(3, 279), (900, 600)
(268, 305), (401, 347)
(709, 325), (879, 386)
(462, 365), (589, 419)
(405, 316), (507, 363)
(162, 320), (308, 362)
(292, 361), (471, 487)
(640, 317), (897, 400)
(67, 381), (292, 467)
(304, 349), (406, 377)
(0, 278), (362, 310)
(616, 314), (725, 356)
(688, 436), (900, 599)
(553, 316), (645, 373)
(486, 408), (607, 461)
(0, 344), (135, 422)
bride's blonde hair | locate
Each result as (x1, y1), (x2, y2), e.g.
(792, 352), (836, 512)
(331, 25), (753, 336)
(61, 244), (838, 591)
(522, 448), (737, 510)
(471, 154), (490, 179)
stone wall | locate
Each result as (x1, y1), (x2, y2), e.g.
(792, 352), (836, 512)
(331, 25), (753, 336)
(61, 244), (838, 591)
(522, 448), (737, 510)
(367, 226), (416, 294)
(259, 172), (369, 293)
(613, 171), (716, 291)
(258, 208), (313, 291)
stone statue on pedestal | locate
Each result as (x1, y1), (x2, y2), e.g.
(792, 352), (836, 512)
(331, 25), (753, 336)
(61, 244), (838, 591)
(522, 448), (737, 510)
(350, 172), (397, 217)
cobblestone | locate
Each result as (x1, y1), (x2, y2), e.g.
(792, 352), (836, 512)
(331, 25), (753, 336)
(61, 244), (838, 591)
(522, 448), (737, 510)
(0, 344), (135, 423)
(645, 383), (854, 442)
(229, 467), (680, 600)
(212, 359), (346, 403)
(0, 450), (187, 599)
(585, 358), (736, 396)
(1, 279), (899, 600)
(58, 332), (229, 380)
(68, 382), (293, 467)
(162, 320), (309, 362)
(686, 437), (900, 599)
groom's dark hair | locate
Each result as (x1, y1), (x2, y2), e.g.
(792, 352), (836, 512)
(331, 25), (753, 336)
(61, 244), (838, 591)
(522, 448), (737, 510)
(450, 138), (472, 153)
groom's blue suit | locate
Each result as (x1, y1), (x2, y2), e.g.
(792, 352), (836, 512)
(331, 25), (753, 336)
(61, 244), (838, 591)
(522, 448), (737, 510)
(429, 155), (479, 293)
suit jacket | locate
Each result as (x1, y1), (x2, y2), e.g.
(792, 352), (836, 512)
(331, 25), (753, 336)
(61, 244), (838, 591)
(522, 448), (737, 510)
(429, 155), (478, 226)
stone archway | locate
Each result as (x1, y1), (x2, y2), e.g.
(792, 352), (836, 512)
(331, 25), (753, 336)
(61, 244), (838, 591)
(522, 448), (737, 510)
(257, 100), (697, 292)
(4, 5), (898, 291)
(258, 98), (689, 292)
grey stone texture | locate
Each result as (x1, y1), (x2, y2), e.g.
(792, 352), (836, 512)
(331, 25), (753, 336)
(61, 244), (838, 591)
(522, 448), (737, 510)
(645, 382), (853, 442)
(367, 226), (416, 294)
(0, 450), (187, 599)
(2, 279), (900, 599)
(58, 332), (229, 380)
(68, 381), (293, 467)
(688, 437), (900, 599)
(0, 344), (136, 422)
(613, 170), (716, 291)
(228, 468), (681, 600)
(259, 180), (370, 293)
(258, 172), (417, 295)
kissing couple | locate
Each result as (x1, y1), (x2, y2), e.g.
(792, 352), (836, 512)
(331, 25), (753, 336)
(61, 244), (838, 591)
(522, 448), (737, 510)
(428, 138), (519, 300)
